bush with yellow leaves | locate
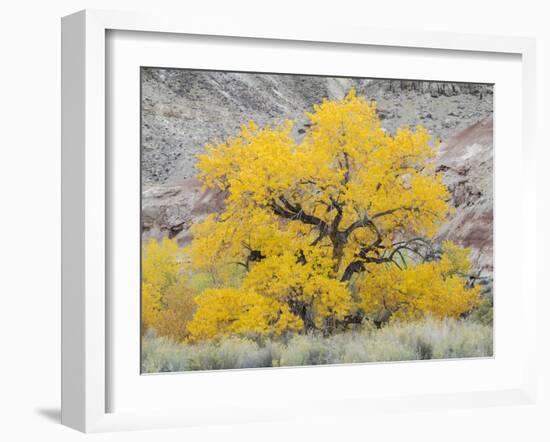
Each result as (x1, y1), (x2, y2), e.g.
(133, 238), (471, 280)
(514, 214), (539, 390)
(142, 238), (195, 342)
(186, 288), (303, 342)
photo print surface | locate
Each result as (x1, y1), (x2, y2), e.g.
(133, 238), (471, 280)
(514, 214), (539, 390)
(140, 68), (494, 373)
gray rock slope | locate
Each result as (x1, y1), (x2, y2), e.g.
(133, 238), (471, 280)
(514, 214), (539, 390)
(141, 69), (493, 276)
(142, 69), (361, 185)
(436, 117), (493, 275)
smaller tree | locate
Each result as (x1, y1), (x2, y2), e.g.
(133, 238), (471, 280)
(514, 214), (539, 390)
(142, 238), (195, 341)
(153, 284), (196, 342)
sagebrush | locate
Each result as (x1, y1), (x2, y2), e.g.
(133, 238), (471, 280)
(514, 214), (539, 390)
(142, 318), (492, 373)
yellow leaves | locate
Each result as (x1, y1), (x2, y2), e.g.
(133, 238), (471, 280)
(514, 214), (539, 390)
(186, 214), (241, 273)
(168, 89), (483, 341)
(142, 238), (195, 341)
(240, 249), (353, 327)
(142, 282), (161, 331)
(142, 237), (183, 291)
(441, 240), (472, 275)
(197, 120), (297, 205)
(305, 277), (352, 326)
(142, 238), (184, 330)
(306, 89), (382, 151)
(153, 284), (196, 342)
(193, 89), (451, 270)
(356, 241), (481, 323)
(186, 288), (303, 342)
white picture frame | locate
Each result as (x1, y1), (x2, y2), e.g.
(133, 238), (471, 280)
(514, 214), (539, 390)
(61, 9), (537, 433)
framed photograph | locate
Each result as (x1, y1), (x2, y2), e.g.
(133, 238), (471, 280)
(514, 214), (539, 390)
(61, 9), (537, 432)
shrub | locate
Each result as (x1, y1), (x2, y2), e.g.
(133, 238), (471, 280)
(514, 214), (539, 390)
(279, 334), (341, 366)
(185, 338), (274, 371)
(142, 332), (276, 372)
(142, 238), (184, 330)
(371, 318), (493, 360)
(141, 238), (196, 341)
(469, 294), (494, 326)
(141, 330), (190, 373)
(142, 318), (492, 373)
(153, 284), (196, 342)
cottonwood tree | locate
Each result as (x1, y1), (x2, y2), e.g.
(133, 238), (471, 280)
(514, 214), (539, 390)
(185, 90), (480, 341)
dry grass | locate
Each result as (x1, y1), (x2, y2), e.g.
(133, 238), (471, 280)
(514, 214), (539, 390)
(141, 318), (493, 373)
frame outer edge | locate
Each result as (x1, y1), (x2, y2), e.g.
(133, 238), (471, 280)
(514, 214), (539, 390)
(62, 9), (108, 433)
(61, 10), (87, 432)
(60, 8), (538, 432)
(84, 8), (107, 432)
(521, 38), (537, 403)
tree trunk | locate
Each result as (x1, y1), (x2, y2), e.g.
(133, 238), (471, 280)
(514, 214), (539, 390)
(330, 231), (347, 273)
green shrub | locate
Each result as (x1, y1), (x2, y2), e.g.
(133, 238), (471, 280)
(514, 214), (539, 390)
(469, 294), (494, 326)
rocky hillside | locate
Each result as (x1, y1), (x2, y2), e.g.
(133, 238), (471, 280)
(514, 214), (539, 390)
(142, 69), (359, 185)
(141, 70), (493, 277)
(436, 117), (493, 275)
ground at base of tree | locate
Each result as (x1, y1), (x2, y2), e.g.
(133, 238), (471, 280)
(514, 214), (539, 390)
(141, 318), (492, 373)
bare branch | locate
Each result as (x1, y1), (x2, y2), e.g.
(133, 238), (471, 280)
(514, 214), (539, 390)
(371, 206), (420, 219)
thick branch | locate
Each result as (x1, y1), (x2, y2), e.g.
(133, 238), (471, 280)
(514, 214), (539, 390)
(341, 236), (434, 282)
(271, 197), (327, 229)
(341, 260), (365, 281)
(344, 217), (367, 238)
(340, 256), (394, 281)
(329, 197), (344, 232)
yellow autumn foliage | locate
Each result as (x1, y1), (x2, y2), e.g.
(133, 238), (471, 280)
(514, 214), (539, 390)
(356, 251), (481, 323)
(186, 288), (303, 342)
(152, 284), (196, 342)
(180, 90), (481, 340)
(142, 237), (195, 341)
